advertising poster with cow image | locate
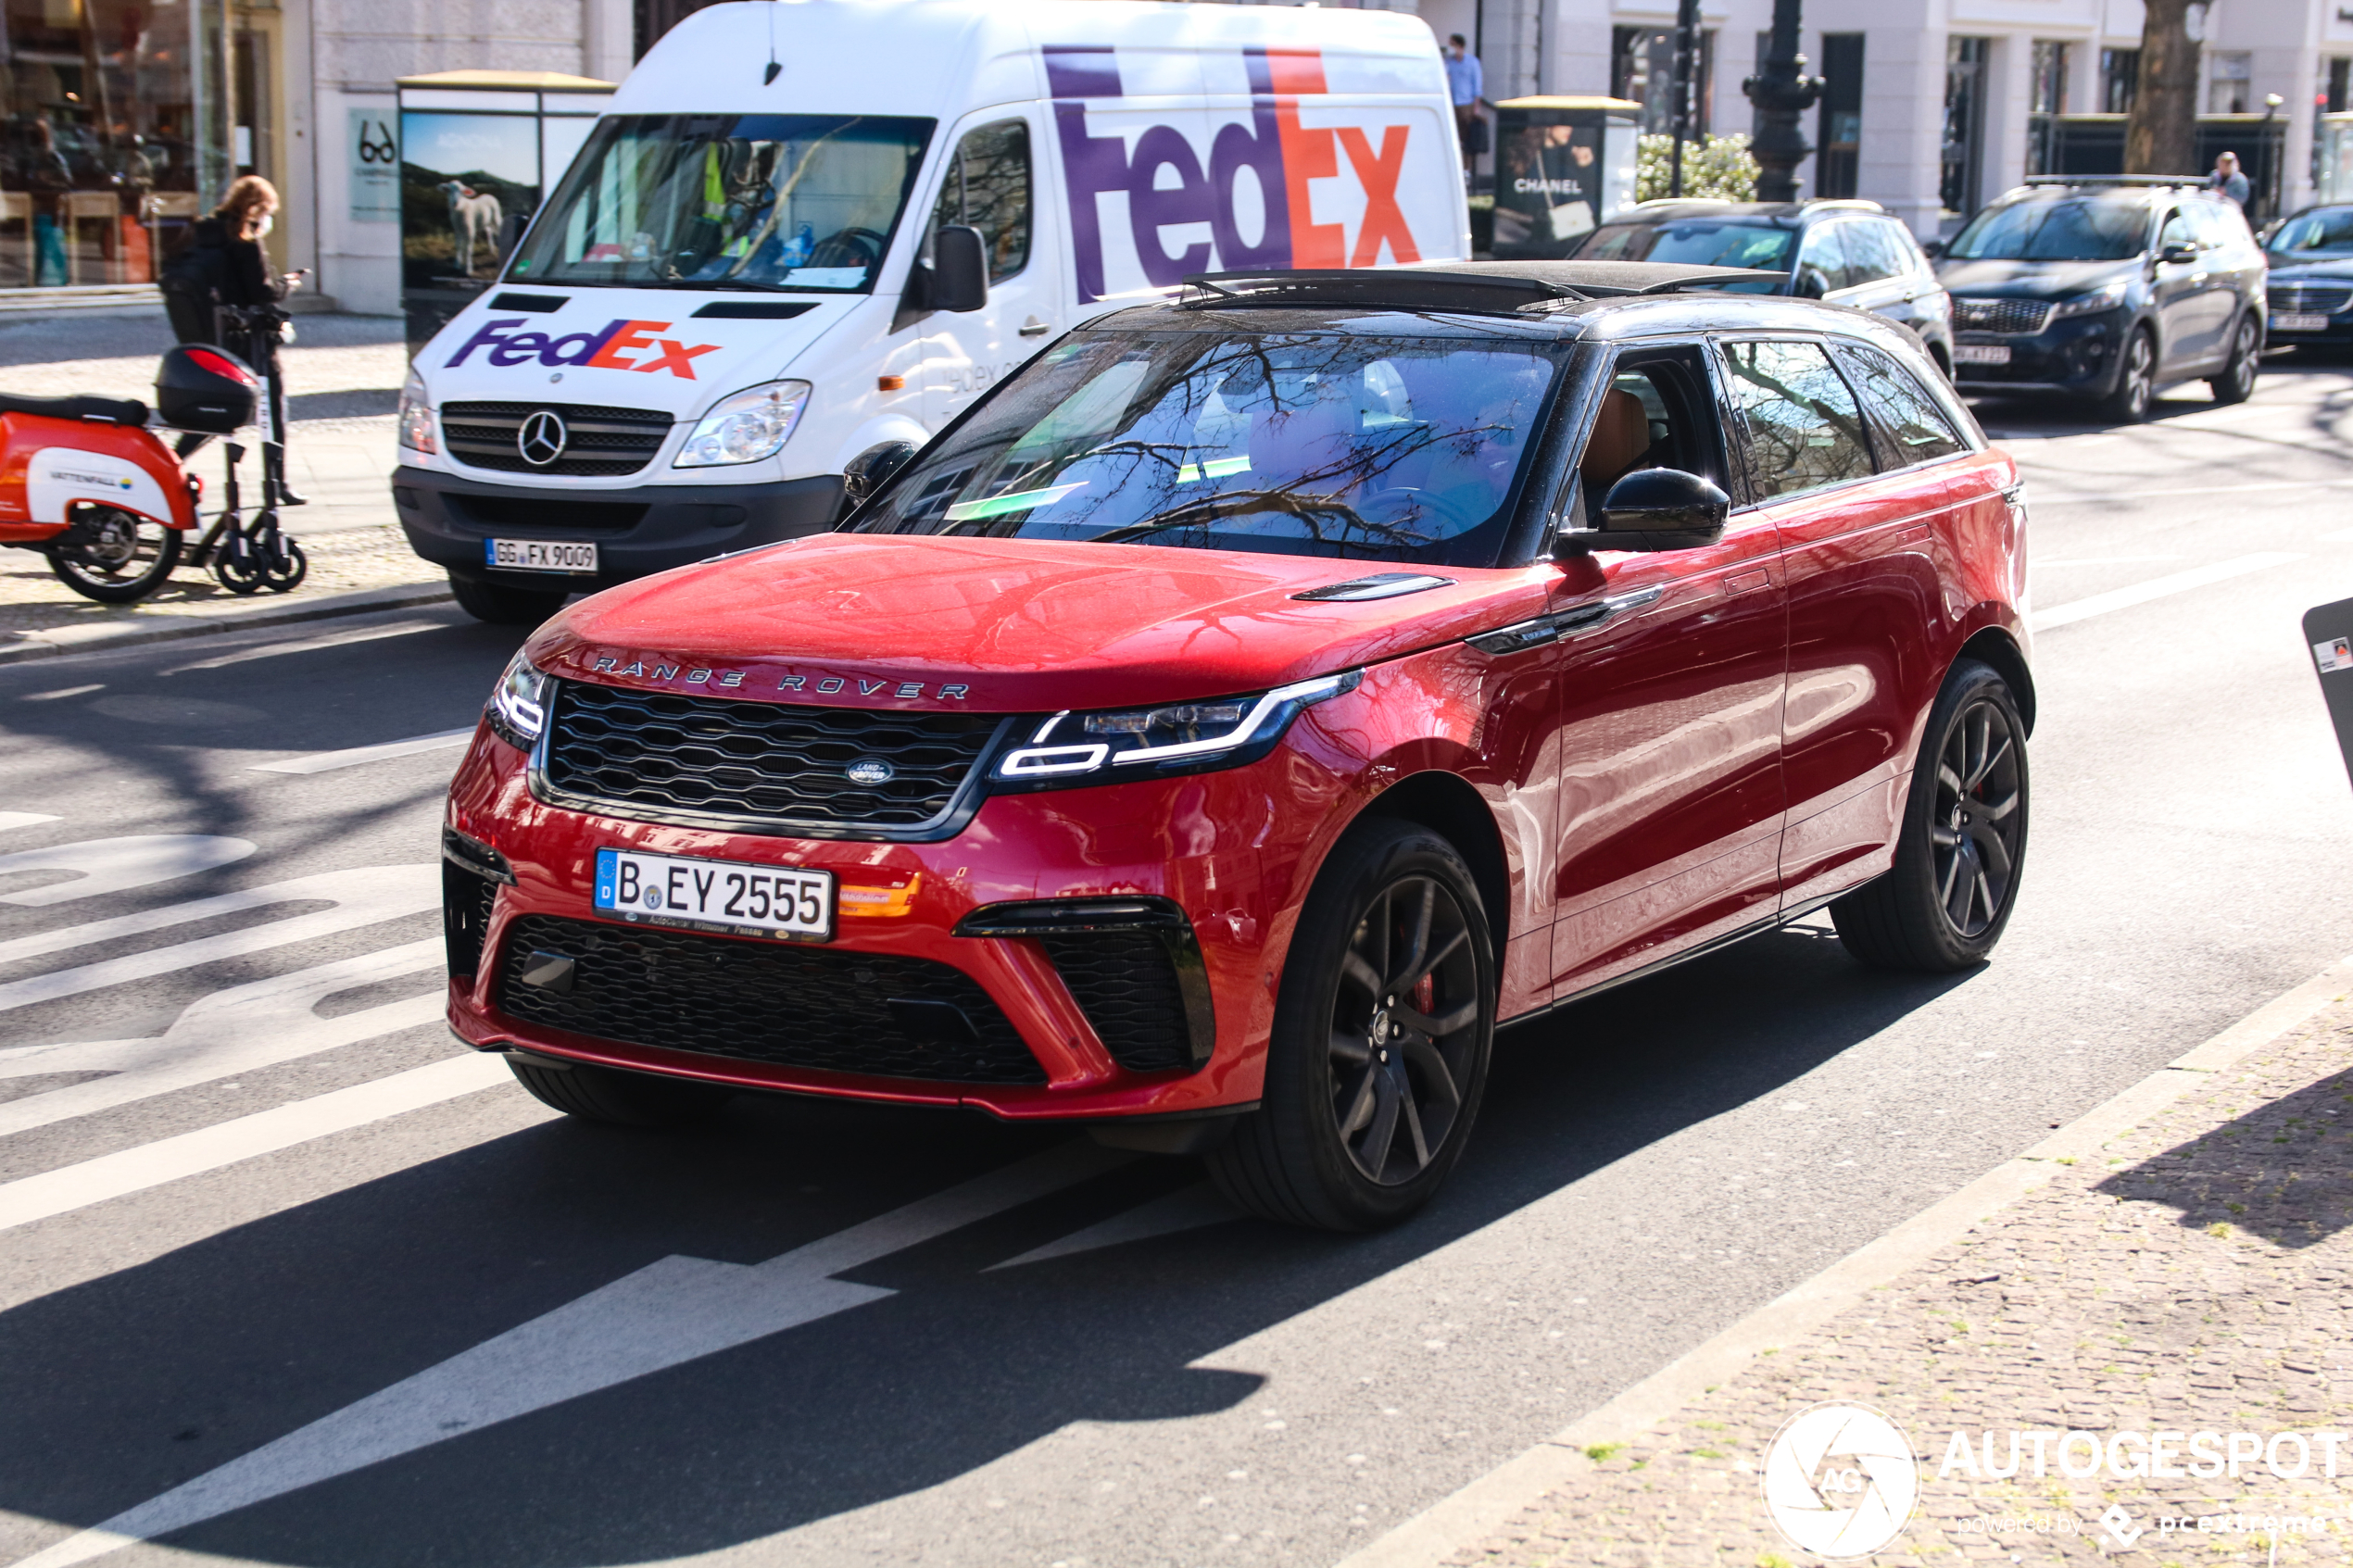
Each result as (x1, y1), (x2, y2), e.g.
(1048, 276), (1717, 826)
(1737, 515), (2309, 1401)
(399, 111), (540, 291)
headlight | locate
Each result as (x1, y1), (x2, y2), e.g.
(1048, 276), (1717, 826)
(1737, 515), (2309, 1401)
(486, 654), (547, 749)
(673, 381), (812, 468)
(396, 367), (436, 454)
(2052, 282), (2130, 320)
(991, 672), (1361, 790)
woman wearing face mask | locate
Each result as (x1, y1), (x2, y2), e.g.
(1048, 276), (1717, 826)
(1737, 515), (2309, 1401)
(160, 175), (309, 491)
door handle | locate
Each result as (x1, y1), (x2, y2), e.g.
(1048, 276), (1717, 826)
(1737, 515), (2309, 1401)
(1467, 584), (1664, 655)
(1723, 568), (1771, 595)
(1018, 317), (1052, 337)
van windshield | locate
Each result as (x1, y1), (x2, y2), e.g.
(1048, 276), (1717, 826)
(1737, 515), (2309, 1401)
(852, 327), (1567, 566)
(508, 113), (934, 292)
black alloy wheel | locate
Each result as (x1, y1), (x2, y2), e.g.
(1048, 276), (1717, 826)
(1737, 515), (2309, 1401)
(1209, 819), (1494, 1230)
(2208, 314), (2260, 405)
(47, 506), (182, 604)
(2103, 327), (2156, 423)
(1831, 659), (2030, 972)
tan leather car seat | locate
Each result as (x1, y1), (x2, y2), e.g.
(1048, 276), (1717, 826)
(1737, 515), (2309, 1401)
(1582, 388), (1651, 489)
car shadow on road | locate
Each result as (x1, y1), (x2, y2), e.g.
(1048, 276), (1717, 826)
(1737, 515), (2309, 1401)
(0, 925), (1984, 1567)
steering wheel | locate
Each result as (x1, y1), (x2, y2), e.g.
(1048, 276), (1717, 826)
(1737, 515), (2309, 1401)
(807, 226), (887, 272)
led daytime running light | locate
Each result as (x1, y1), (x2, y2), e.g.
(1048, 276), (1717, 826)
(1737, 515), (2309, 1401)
(995, 671), (1358, 784)
(488, 654), (547, 746)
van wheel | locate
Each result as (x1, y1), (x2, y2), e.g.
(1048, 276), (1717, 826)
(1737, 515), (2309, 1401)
(2208, 314), (2259, 404)
(506, 1055), (733, 1127)
(1207, 820), (1494, 1231)
(1831, 659), (2030, 972)
(449, 571), (568, 626)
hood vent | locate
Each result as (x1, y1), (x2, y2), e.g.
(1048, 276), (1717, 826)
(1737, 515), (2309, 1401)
(1291, 572), (1456, 603)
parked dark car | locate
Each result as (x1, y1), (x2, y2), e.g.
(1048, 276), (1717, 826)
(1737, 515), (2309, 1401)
(1571, 199), (1956, 376)
(2259, 204), (2353, 352)
(1932, 177), (2265, 421)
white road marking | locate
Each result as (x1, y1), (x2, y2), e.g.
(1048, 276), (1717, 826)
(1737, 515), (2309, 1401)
(2029, 478), (2353, 504)
(0, 812), (58, 833)
(249, 729), (473, 775)
(164, 620), (442, 676)
(0, 863), (435, 1012)
(2028, 552), (2303, 633)
(0, 938), (445, 1138)
(13, 1141), (1135, 1568)
(0, 835), (253, 908)
(2031, 556), (2185, 568)
(20, 686), (99, 702)
(988, 1182), (1238, 1270)
(2321, 526), (2353, 543)
(0, 1050), (512, 1233)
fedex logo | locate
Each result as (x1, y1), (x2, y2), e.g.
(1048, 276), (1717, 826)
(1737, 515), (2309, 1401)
(445, 318), (722, 379)
(1047, 44), (1427, 304)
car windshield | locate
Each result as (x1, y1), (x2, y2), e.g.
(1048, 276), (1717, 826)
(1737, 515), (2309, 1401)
(852, 326), (1567, 566)
(508, 113), (934, 292)
(2269, 207), (2353, 259)
(1577, 219), (1793, 292)
(1945, 196), (2149, 262)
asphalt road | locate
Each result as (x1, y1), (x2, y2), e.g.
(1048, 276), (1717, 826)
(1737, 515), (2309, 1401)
(2, 356), (2351, 1568)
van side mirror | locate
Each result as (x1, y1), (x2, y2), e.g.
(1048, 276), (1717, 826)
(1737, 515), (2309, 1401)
(1554, 468), (1730, 556)
(925, 224), (989, 313)
(842, 439), (918, 511)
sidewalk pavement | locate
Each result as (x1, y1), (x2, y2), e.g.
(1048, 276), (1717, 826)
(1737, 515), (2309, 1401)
(1437, 993), (2353, 1567)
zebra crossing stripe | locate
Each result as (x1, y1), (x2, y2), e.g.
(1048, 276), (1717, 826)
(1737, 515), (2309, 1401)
(0, 1050), (513, 1233)
(0, 835), (253, 908)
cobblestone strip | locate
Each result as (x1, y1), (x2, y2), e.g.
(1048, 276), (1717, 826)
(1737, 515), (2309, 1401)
(1455, 1004), (2353, 1568)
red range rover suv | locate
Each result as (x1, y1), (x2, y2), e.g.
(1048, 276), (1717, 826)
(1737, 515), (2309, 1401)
(444, 263), (2032, 1231)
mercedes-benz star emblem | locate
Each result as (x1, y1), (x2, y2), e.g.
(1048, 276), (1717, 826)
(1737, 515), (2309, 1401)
(517, 409), (569, 468)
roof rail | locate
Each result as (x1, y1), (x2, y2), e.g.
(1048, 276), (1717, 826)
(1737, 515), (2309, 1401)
(1176, 270), (1589, 312)
(2021, 174), (2208, 190)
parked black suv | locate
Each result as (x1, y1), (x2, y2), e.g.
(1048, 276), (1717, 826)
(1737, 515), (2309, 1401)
(2259, 204), (2353, 352)
(1571, 199), (1956, 376)
(1933, 177), (2266, 421)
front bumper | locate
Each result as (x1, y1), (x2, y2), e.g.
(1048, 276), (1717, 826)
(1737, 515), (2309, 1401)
(1949, 308), (2129, 395)
(2264, 310), (2353, 346)
(393, 464), (846, 594)
(442, 723), (1333, 1121)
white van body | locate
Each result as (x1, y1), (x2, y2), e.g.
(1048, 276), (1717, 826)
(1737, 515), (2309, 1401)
(394, 0), (1469, 606)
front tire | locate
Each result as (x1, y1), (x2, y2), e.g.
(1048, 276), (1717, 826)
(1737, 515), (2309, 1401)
(1207, 820), (1495, 1231)
(1831, 659), (2029, 972)
(449, 570), (569, 626)
(2208, 313), (2259, 404)
(48, 508), (182, 603)
(2103, 326), (2156, 423)
(507, 1055), (733, 1127)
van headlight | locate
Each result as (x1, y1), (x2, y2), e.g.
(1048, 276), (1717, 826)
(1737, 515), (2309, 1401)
(673, 380), (812, 468)
(486, 653), (547, 749)
(396, 366), (436, 454)
(991, 672), (1361, 790)
(2052, 281), (2130, 320)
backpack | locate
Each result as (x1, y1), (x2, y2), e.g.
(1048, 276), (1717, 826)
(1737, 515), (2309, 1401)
(160, 226), (228, 303)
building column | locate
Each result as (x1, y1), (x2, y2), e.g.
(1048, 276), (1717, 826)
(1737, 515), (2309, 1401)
(582, 0), (634, 84)
(1858, 19), (1947, 238)
(1982, 33), (2032, 210)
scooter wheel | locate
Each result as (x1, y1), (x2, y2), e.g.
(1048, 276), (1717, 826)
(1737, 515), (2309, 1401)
(213, 549), (265, 596)
(261, 540), (308, 594)
(48, 508), (183, 604)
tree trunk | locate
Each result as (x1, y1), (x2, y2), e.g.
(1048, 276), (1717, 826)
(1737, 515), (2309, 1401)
(2124, 0), (2200, 176)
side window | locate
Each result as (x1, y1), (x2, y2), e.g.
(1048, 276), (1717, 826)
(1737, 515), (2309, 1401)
(2158, 208), (2195, 253)
(1844, 221), (1908, 285)
(928, 119), (1031, 282)
(1719, 340), (1877, 501)
(1834, 343), (1968, 466)
(1793, 223), (1851, 296)
(1569, 345), (1727, 522)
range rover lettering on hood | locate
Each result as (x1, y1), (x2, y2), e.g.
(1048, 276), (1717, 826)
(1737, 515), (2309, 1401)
(586, 655), (970, 701)
(447, 317), (721, 379)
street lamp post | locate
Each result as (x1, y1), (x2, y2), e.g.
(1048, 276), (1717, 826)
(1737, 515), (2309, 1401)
(1667, 0), (1701, 198)
(1742, 0), (1824, 204)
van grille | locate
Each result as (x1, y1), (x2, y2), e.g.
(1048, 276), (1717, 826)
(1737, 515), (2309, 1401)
(441, 401), (673, 477)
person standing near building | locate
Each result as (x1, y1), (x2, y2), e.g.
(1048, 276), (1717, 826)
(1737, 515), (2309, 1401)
(1445, 34), (1488, 176)
(158, 176), (308, 495)
(2208, 150), (2250, 208)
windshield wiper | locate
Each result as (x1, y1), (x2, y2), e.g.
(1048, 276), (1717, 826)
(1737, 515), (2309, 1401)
(1090, 489), (1401, 546)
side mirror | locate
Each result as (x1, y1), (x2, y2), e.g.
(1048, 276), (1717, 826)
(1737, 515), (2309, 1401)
(1555, 468), (1730, 556)
(923, 224), (988, 313)
(841, 439), (918, 511)
(1793, 269), (1830, 300)
(1919, 237), (1945, 259)
(2159, 240), (2198, 265)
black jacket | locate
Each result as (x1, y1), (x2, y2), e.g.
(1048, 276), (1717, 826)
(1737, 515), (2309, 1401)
(169, 216), (287, 309)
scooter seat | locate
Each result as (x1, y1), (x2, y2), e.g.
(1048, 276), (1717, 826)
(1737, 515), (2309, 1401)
(0, 391), (150, 427)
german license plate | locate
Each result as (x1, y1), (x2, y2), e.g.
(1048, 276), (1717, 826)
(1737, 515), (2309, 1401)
(486, 538), (598, 573)
(1954, 345), (2011, 366)
(593, 848), (834, 941)
(2271, 312), (2329, 333)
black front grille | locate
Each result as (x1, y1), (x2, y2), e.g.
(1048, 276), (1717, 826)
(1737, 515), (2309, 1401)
(542, 680), (1004, 834)
(441, 401), (672, 477)
(1954, 297), (2053, 336)
(1038, 931), (1194, 1073)
(448, 495), (649, 533)
(2269, 282), (2352, 316)
(444, 860), (498, 979)
(495, 914), (1045, 1084)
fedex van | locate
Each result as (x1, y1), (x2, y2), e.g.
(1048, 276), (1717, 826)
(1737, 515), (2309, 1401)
(393, 0), (1470, 623)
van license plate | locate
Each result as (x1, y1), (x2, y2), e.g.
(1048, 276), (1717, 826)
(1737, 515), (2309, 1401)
(2272, 312), (2329, 333)
(486, 539), (599, 573)
(594, 848), (834, 941)
(1954, 345), (2011, 366)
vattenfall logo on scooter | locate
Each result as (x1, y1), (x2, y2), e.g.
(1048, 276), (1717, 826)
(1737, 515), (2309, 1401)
(444, 319), (720, 379)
